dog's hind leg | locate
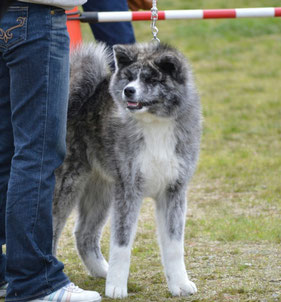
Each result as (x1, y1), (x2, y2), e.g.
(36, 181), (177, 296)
(52, 169), (88, 256)
(155, 184), (197, 297)
(74, 175), (113, 279)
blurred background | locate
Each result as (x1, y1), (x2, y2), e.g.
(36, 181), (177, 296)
(65, 1), (281, 301)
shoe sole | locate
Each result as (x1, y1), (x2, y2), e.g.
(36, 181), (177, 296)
(28, 299), (101, 302)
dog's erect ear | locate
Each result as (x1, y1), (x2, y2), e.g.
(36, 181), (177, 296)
(113, 45), (136, 69)
(154, 54), (184, 82)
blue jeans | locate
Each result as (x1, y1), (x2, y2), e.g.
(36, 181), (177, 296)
(0, 3), (70, 301)
(82, 0), (136, 47)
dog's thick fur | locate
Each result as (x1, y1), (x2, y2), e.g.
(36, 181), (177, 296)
(53, 42), (201, 298)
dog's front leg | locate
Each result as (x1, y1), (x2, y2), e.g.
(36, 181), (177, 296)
(106, 188), (142, 299)
(155, 186), (197, 297)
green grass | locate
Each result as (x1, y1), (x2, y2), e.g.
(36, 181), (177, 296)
(79, 1), (281, 299)
(1, 1), (281, 302)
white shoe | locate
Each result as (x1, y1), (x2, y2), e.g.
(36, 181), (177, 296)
(0, 283), (8, 298)
(29, 283), (101, 302)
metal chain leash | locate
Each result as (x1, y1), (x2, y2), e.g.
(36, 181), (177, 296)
(151, 0), (160, 43)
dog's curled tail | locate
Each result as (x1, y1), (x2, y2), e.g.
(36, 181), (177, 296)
(68, 42), (112, 119)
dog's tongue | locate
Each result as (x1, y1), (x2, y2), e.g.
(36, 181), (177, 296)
(127, 101), (143, 110)
(127, 102), (144, 111)
(127, 102), (139, 107)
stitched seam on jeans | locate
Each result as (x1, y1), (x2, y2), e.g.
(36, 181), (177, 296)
(7, 7), (29, 11)
(31, 7), (52, 290)
(0, 8), (28, 51)
(5, 279), (69, 302)
(0, 17), (26, 43)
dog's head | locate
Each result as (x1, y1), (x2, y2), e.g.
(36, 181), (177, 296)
(109, 43), (195, 120)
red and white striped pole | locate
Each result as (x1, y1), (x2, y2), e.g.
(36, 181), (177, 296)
(67, 7), (281, 23)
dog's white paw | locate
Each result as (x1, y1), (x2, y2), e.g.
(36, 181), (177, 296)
(87, 258), (108, 279)
(169, 280), (197, 296)
(105, 284), (128, 299)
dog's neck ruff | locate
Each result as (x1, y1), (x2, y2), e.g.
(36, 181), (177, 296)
(136, 116), (179, 197)
(132, 109), (172, 124)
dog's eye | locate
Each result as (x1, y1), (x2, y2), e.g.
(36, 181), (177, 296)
(123, 71), (134, 82)
(148, 78), (157, 84)
(141, 68), (160, 84)
(127, 75), (134, 82)
(142, 75), (158, 84)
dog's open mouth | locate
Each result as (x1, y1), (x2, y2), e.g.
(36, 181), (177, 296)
(127, 101), (143, 110)
(127, 100), (158, 110)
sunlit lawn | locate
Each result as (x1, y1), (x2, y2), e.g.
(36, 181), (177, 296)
(66, 1), (281, 301)
(1, 1), (280, 302)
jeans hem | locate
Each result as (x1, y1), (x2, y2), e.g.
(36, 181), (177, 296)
(5, 279), (70, 302)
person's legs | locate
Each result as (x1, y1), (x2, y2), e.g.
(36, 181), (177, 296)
(82, 0), (135, 47)
(0, 47), (13, 289)
(0, 3), (70, 301)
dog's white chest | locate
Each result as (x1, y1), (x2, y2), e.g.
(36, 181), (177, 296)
(138, 119), (179, 197)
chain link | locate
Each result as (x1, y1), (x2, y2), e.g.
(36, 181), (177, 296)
(151, 0), (160, 43)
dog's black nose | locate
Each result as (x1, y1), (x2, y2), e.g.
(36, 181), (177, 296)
(124, 86), (136, 97)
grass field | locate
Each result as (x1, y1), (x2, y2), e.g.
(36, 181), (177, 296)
(74, 2), (281, 299)
(79, 2), (281, 300)
(1, 1), (280, 301)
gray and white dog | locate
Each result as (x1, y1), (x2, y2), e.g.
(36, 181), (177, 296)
(52, 42), (201, 298)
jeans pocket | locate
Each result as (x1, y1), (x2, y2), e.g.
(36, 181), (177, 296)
(0, 6), (28, 51)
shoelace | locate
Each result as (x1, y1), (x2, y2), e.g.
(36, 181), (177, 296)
(0, 283), (8, 290)
(64, 283), (81, 293)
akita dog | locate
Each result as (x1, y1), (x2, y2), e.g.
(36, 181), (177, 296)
(53, 42), (201, 298)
